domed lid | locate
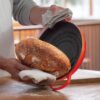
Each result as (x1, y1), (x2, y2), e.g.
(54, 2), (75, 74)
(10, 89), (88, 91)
(40, 20), (82, 74)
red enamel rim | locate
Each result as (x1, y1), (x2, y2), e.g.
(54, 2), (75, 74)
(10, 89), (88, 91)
(50, 28), (86, 91)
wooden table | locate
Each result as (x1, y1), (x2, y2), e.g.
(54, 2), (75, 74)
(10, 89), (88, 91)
(71, 69), (100, 84)
(60, 83), (100, 100)
(59, 69), (100, 100)
(0, 69), (100, 100)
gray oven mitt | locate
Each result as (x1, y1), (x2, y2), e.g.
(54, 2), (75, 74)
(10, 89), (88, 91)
(42, 8), (73, 28)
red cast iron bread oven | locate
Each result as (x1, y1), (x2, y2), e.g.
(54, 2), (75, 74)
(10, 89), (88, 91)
(40, 20), (86, 90)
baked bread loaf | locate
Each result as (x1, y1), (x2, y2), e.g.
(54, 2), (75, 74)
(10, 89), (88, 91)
(15, 38), (71, 78)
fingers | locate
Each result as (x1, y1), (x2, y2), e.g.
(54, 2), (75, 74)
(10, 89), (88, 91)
(16, 63), (29, 71)
(50, 5), (63, 15)
(50, 5), (57, 14)
(11, 64), (30, 81)
(9, 58), (30, 71)
(0, 58), (31, 82)
(9, 66), (20, 81)
(11, 69), (19, 80)
(65, 18), (71, 22)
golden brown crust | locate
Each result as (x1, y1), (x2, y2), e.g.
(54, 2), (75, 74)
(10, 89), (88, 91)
(15, 38), (71, 78)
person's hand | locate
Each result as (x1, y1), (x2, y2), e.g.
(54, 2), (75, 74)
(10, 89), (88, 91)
(0, 57), (29, 80)
(49, 5), (72, 21)
(42, 5), (72, 28)
(30, 5), (72, 26)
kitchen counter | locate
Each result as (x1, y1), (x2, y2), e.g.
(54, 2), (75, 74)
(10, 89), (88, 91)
(60, 83), (100, 100)
(0, 69), (100, 100)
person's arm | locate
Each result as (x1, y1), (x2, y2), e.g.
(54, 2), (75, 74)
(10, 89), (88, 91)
(13, 0), (38, 25)
(13, 0), (64, 25)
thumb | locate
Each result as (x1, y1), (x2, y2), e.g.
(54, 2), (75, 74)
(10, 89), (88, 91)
(16, 63), (30, 71)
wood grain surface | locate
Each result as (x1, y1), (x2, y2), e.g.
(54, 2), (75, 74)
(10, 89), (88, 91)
(0, 78), (67, 100)
(0, 78), (100, 100)
(0, 69), (100, 100)
(60, 83), (100, 100)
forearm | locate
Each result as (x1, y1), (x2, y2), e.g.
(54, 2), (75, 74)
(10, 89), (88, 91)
(29, 6), (49, 25)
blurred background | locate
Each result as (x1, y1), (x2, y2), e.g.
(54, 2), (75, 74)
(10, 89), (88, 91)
(13, 0), (100, 72)
(35, 0), (100, 19)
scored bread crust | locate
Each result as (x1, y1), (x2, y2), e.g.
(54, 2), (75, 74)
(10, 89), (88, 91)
(15, 38), (71, 78)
